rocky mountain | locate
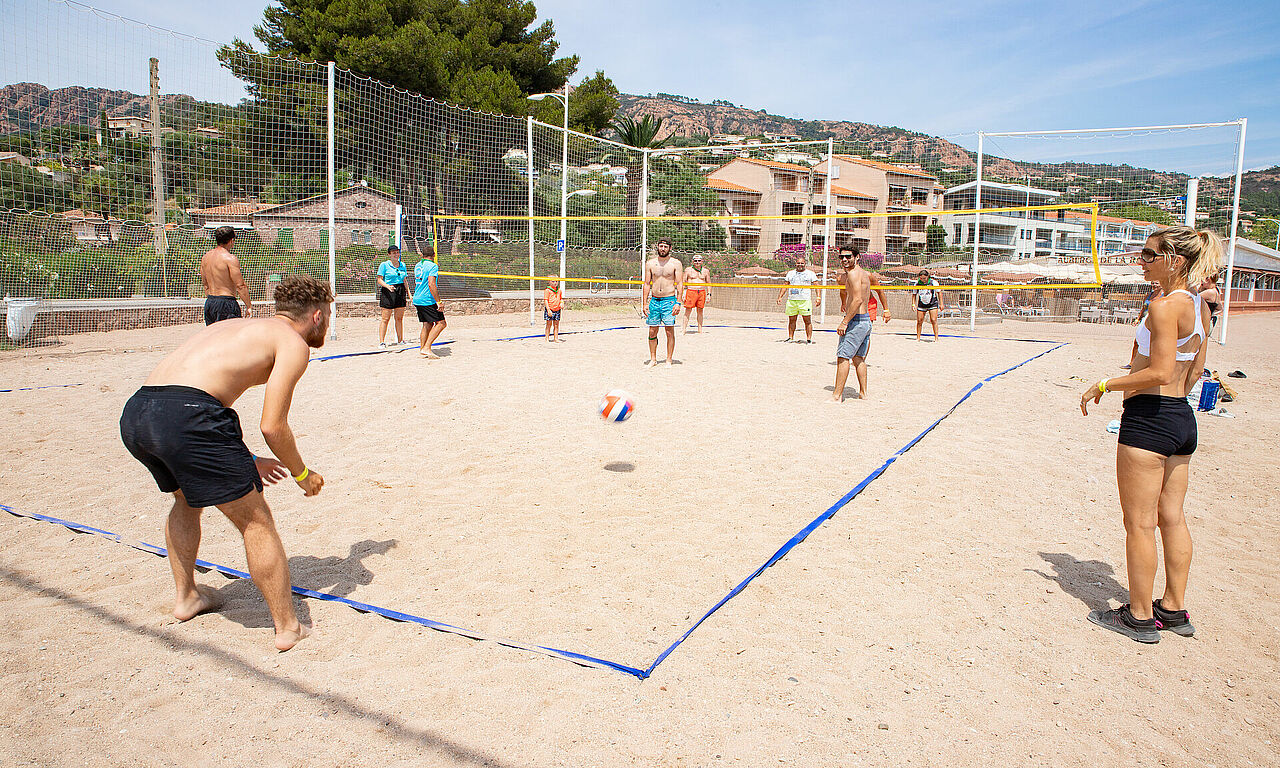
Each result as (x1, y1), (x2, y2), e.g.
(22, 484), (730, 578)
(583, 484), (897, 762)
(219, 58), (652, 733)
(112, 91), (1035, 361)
(0, 82), (189, 134)
(615, 93), (1025, 176)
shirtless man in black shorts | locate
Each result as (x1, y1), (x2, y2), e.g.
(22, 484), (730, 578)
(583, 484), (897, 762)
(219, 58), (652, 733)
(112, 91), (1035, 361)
(119, 275), (331, 651)
(200, 225), (252, 324)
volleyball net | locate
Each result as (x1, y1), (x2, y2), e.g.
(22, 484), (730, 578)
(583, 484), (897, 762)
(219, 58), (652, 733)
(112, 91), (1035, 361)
(432, 203), (1108, 321)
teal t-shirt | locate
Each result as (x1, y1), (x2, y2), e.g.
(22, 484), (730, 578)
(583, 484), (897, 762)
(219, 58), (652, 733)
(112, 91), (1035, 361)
(378, 260), (407, 286)
(413, 259), (439, 306)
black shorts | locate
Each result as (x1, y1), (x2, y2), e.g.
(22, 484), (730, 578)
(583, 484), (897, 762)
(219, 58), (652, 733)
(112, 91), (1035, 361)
(120, 385), (263, 507)
(204, 296), (242, 325)
(415, 303), (444, 323)
(916, 301), (939, 312)
(1118, 394), (1198, 457)
(378, 284), (407, 309)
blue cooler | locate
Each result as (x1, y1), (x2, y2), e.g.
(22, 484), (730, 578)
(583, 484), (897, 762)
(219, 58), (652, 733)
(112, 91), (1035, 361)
(1197, 380), (1221, 412)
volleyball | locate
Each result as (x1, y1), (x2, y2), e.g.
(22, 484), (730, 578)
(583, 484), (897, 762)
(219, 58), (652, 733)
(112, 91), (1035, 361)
(599, 389), (634, 423)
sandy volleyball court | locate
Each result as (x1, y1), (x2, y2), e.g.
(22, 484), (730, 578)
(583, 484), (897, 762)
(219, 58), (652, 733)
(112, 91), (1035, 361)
(2, 307), (1277, 767)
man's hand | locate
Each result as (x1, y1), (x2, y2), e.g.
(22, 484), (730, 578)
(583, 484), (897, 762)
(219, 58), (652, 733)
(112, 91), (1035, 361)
(882, 310), (891, 323)
(296, 469), (324, 497)
(254, 456), (289, 485)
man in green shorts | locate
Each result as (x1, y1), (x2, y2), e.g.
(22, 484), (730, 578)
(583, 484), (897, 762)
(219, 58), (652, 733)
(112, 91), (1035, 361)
(777, 254), (818, 342)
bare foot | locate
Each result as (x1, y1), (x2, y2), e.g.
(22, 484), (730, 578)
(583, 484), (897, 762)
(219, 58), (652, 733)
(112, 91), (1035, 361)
(422, 351), (441, 360)
(275, 622), (312, 652)
(828, 395), (842, 403)
(173, 585), (223, 622)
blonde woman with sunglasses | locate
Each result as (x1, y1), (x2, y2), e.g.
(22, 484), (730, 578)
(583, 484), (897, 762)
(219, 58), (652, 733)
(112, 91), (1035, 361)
(1080, 227), (1223, 643)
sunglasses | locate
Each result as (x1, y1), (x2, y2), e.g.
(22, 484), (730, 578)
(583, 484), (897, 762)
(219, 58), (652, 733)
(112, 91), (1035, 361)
(839, 255), (853, 260)
(1137, 247), (1167, 263)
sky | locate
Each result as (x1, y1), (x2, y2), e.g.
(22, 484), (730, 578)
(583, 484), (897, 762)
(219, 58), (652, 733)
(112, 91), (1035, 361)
(3, 0), (1278, 174)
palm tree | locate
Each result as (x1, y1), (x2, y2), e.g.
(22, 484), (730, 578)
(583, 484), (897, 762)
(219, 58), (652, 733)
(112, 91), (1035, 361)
(610, 115), (667, 250)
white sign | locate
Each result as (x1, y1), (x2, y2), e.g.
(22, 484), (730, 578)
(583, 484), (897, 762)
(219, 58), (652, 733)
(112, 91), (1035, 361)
(556, 239), (566, 252)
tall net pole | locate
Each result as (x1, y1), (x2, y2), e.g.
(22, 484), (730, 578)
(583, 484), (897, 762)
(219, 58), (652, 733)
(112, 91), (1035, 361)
(148, 57), (167, 296)
(558, 85), (569, 289)
(970, 132), (983, 331)
(326, 60), (337, 338)
(1220, 117), (1247, 346)
(527, 115), (537, 325)
(640, 149), (650, 283)
(820, 137), (833, 323)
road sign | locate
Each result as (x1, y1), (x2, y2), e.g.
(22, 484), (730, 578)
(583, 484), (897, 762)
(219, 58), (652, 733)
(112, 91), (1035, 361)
(556, 239), (566, 252)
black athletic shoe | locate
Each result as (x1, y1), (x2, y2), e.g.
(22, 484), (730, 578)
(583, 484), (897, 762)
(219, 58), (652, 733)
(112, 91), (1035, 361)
(1087, 604), (1160, 644)
(1152, 600), (1195, 637)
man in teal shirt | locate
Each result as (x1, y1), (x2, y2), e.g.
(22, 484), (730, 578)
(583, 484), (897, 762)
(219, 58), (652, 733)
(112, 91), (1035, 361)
(413, 246), (447, 358)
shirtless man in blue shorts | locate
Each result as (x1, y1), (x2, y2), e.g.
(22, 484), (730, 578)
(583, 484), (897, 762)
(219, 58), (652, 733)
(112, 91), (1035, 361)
(641, 237), (683, 365)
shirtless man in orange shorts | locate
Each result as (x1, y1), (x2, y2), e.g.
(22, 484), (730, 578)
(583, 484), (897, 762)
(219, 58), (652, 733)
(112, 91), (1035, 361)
(681, 255), (711, 333)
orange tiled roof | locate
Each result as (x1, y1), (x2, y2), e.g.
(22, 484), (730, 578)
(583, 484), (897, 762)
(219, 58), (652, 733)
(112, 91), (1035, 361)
(53, 208), (106, 220)
(734, 157), (817, 173)
(707, 178), (762, 194)
(831, 154), (937, 180)
(830, 184), (877, 200)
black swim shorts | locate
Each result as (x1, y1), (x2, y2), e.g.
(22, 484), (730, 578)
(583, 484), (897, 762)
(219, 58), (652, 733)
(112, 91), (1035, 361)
(120, 385), (262, 507)
(415, 303), (445, 323)
(204, 295), (242, 325)
(378, 284), (407, 310)
(1118, 394), (1198, 457)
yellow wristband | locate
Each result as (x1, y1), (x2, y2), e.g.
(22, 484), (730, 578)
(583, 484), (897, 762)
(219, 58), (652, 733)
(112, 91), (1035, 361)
(293, 467), (309, 482)
(1097, 379), (1109, 394)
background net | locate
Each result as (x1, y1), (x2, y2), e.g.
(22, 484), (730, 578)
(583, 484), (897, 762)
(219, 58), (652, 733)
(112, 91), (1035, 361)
(0, 0), (1244, 348)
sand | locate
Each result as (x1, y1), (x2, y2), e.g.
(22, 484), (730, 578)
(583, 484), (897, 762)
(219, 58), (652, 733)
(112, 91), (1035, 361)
(1, 306), (1277, 767)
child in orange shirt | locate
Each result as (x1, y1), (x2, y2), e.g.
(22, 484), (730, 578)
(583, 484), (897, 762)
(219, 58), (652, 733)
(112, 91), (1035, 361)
(544, 276), (563, 342)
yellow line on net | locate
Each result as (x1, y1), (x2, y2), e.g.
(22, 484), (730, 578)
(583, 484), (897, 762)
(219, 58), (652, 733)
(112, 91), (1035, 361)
(434, 202), (1098, 223)
(438, 271), (1100, 291)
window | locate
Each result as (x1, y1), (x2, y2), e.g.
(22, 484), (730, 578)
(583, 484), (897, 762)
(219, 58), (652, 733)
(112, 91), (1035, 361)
(319, 229), (329, 249)
(782, 202), (804, 222)
(388, 230), (396, 246)
(363, 230), (373, 244)
(910, 215), (926, 232)
(780, 233), (803, 245)
(955, 224), (963, 243)
(911, 188), (929, 205)
(275, 228), (294, 249)
(774, 174), (798, 191)
(355, 200), (368, 209)
(351, 229), (360, 244)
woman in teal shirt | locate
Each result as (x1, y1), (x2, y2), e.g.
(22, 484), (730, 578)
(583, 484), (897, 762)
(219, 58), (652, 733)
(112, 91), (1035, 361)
(376, 245), (408, 346)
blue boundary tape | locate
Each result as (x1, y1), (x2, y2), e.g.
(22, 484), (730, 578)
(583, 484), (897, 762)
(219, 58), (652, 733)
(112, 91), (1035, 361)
(1, 383), (85, 393)
(2, 327), (1065, 679)
(0, 503), (644, 677)
(312, 340), (455, 362)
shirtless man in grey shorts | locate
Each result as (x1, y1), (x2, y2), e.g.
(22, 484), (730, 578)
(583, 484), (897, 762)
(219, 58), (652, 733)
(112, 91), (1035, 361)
(832, 248), (889, 401)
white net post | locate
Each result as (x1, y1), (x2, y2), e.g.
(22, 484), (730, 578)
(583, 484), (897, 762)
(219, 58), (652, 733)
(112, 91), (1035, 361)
(326, 60), (336, 338)
(970, 132), (983, 331)
(640, 149), (649, 282)
(820, 137), (833, 323)
(527, 115), (535, 325)
(1220, 118), (1247, 346)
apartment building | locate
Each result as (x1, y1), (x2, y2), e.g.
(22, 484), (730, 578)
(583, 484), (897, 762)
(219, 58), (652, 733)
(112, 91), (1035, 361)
(705, 155), (940, 257)
(942, 181), (1164, 262)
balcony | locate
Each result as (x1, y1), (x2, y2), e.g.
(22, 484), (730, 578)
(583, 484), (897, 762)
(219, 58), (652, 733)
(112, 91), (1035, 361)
(728, 219), (761, 231)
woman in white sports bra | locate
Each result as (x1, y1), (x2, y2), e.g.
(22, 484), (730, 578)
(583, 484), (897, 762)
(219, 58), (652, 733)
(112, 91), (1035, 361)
(1079, 226), (1223, 644)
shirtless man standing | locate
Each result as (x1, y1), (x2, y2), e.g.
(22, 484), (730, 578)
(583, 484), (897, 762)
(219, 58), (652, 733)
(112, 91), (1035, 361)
(681, 255), (711, 334)
(642, 237), (683, 365)
(832, 248), (888, 402)
(119, 275), (331, 651)
(200, 225), (252, 325)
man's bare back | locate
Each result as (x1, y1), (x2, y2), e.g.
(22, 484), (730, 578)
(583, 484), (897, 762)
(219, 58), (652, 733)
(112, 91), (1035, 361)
(201, 246), (248, 298)
(146, 317), (311, 408)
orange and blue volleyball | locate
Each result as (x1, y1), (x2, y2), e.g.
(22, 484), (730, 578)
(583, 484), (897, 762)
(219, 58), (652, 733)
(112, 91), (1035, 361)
(599, 389), (634, 422)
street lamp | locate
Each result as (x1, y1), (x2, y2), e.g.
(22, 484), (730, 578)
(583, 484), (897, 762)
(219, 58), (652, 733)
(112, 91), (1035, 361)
(529, 84), (571, 285)
(1259, 217), (1280, 251)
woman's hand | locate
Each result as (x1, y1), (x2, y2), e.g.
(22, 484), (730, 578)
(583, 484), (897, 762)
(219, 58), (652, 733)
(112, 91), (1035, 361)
(1080, 382), (1104, 415)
